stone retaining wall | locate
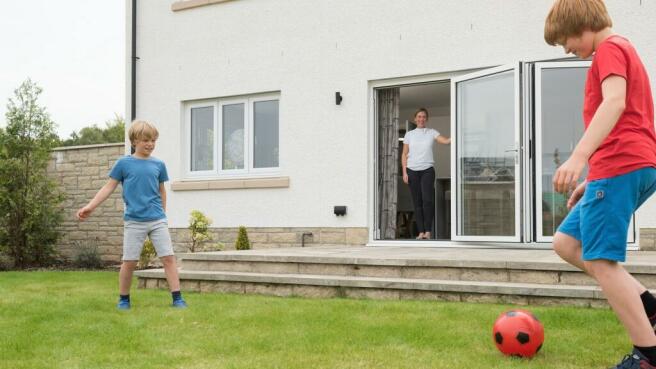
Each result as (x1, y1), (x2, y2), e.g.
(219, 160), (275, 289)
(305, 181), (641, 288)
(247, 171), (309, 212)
(48, 144), (126, 262)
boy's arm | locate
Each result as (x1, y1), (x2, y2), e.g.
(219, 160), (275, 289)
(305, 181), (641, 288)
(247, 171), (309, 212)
(160, 182), (167, 213)
(553, 75), (626, 193)
(76, 179), (120, 220)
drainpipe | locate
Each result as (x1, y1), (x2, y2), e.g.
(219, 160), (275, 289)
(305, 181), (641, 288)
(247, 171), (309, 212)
(130, 0), (138, 154)
(130, 0), (137, 122)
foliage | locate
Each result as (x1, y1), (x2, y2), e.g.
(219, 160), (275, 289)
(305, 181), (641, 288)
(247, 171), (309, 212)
(0, 252), (14, 271)
(0, 79), (64, 268)
(138, 239), (156, 269)
(235, 226), (251, 250)
(72, 240), (103, 269)
(189, 210), (214, 252)
(59, 114), (124, 146)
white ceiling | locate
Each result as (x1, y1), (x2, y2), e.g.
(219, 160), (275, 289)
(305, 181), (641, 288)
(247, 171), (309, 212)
(400, 82), (450, 110)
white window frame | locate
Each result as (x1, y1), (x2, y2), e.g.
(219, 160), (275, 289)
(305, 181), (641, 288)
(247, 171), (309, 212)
(185, 101), (218, 178)
(185, 93), (280, 179)
(250, 94), (281, 174)
(218, 98), (249, 176)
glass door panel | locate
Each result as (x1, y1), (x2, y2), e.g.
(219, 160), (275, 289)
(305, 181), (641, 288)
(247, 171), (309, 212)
(451, 64), (521, 242)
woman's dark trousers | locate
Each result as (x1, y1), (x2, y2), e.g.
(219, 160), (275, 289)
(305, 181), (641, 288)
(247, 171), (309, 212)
(407, 167), (435, 234)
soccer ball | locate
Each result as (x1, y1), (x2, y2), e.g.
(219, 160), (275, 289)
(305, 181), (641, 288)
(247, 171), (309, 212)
(492, 309), (544, 358)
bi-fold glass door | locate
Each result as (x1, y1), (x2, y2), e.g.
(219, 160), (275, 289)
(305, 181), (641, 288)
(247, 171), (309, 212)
(451, 64), (522, 242)
(534, 61), (635, 243)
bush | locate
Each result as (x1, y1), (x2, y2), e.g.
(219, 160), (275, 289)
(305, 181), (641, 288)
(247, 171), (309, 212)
(0, 79), (64, 268)
(72, 240), (103, 269)
(0, 253), (15, 271)
(235, 226), (251, 250)
(189, 210), (213, 252)
(138, 239), (156, 269)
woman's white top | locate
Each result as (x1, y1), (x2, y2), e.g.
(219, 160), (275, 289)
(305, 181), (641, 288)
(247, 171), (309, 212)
(403, 127), (440, 171)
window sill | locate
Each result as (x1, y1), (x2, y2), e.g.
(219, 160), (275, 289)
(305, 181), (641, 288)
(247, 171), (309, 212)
(171, 177), (289, 191)
(172, 0), (235, 12)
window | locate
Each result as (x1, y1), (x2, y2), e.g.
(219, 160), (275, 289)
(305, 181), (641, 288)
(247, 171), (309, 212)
(186, 94), (280, 177)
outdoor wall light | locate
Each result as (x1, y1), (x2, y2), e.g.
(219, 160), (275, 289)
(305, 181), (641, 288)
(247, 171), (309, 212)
(334, 206), (347, 216)
(335, 92), (343, 105)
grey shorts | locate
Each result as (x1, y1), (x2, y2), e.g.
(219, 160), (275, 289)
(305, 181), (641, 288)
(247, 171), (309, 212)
(123, 219), (174, 261)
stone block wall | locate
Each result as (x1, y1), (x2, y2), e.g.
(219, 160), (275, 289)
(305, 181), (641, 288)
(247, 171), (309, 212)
(48, 144), (126, 262)
(170, 227), (369, 253)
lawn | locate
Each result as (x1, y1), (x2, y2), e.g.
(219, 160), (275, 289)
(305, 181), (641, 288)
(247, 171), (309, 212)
(0, 271), (631, 369)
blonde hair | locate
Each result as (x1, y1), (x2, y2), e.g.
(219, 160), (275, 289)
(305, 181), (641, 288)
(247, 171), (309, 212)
(128, 120), (159, 145)
(544, 0), (612, 46)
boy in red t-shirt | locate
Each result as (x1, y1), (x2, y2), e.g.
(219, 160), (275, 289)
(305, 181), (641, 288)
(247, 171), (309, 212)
(545, 0), (656, 367)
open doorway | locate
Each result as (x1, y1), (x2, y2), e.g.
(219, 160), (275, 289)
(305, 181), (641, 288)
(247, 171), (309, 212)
(376, 81), (451, 241)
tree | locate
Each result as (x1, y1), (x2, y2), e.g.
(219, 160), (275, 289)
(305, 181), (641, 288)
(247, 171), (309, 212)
(0, 79), (64, 268)
(60, 114), (124, 146)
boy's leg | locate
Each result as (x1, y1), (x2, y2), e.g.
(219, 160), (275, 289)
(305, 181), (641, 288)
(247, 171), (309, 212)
(149, 220), (186, 307)
(119, 261), (138, 295)
(119, 221), (149, 308)
(586, 259), (656, 346)
(554, 231), (648, 296)
(580, 169), (656, 366)
(160, 255), (181, 292)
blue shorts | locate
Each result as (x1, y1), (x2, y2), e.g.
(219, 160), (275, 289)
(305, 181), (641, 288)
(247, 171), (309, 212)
(557, 167), (656, 262)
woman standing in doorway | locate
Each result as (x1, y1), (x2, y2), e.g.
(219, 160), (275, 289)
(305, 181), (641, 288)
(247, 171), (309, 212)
(402, 108), (451, 239)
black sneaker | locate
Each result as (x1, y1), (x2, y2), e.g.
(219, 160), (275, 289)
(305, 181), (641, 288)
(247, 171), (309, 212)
(610, 349), (656, 369)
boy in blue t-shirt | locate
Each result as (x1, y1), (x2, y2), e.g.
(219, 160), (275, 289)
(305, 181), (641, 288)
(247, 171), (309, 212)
(76, 120), (186, 309)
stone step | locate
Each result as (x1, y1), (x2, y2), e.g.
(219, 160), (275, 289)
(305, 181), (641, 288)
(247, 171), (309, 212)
(134, 268), (614, 308)
(179, 252), (656, 288)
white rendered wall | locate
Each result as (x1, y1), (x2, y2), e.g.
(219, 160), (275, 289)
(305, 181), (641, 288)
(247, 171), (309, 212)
(129, 0), (656, 231)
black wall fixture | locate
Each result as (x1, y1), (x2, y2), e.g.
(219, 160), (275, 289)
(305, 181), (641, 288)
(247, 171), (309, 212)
(335, 92), (343, 105)
(334, 206), (347, 216)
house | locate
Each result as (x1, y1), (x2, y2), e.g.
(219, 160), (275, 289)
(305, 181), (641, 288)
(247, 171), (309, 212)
(125, 0), (656, 251)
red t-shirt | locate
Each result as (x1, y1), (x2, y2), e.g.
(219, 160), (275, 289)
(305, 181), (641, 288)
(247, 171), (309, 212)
(584, 35), (656, 180)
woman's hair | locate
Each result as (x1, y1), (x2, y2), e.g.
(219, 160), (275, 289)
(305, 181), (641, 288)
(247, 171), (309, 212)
(544, 0), (612, 46)
(414, 108), (429, 120)
(128, 120), (159, 145)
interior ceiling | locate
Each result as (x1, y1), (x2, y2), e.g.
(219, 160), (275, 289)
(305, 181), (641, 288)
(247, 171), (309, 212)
(400, 82), (450, 110)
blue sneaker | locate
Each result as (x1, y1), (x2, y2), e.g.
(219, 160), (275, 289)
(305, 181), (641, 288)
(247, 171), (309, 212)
(172, 299), (188, 308)
(611, 349), (656, 369)
(117, 300), (131, 310)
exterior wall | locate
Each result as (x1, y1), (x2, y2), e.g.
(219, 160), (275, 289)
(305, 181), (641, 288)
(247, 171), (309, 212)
(47, 143), (367, 261)
(130, 1), (656, 241)
(48, 144), (126, 262)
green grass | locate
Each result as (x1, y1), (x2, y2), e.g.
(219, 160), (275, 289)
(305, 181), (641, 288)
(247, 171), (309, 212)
(0, 271), (632, 369)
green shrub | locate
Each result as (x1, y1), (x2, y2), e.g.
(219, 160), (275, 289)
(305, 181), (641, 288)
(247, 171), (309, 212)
(72, 240), (103, 269)
(189, 210), (213, 252)
(0, 253), (15, 271)
(0, 79), (64, 268)
(235, 226), (251, 250)
(138, 239), (156, 269)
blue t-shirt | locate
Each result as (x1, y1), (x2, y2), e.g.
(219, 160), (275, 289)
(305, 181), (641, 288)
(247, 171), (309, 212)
(109, 155), (169, 221)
